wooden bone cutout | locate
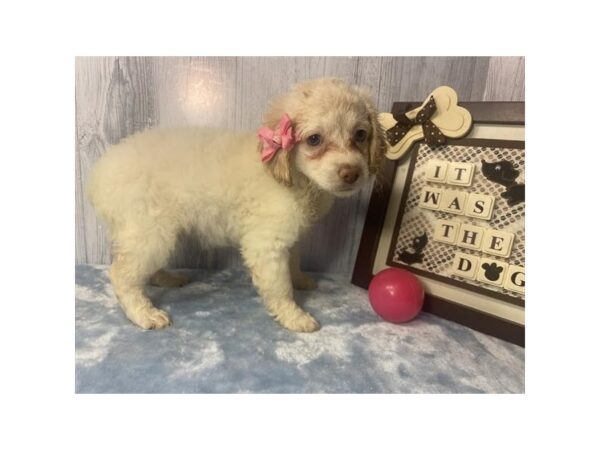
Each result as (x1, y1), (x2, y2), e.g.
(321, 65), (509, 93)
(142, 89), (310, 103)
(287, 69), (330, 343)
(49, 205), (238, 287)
(380, 86), (473, 160)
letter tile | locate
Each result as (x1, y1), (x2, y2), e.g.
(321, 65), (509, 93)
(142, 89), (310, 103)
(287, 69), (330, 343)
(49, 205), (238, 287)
(482, 229), (515, 258)
(433, 219), (460, 244)
(447, 162), (475, 186)
(419, 186), (443, 210)
(425, 159), (448, 183)
(456, 223), (485, 250)
(440, 190), (467, 215)
(451, 252), (480, 280)
(504, 265), (525, 294)
(465, 193), (495, 220)
(476, 257), (509, 287)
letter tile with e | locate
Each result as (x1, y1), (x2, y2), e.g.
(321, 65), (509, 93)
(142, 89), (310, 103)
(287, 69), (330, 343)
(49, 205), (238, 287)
(482, 229), (515, 258)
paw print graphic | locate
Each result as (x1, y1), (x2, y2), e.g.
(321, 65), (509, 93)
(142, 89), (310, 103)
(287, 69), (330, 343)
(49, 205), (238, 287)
(481, 262), (504, 281)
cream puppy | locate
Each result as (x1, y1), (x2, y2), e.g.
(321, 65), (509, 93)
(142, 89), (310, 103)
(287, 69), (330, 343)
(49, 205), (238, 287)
(88, 78), (386, 332)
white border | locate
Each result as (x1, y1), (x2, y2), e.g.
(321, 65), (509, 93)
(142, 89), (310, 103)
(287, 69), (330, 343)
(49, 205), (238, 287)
(5, 0), (600, 444)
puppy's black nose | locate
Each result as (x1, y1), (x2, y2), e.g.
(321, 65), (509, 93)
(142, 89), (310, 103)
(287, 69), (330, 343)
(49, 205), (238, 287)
(338, 164), (360, 184)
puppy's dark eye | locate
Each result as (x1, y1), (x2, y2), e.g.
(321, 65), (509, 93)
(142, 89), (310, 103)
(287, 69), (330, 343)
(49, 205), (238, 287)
(354, 129), (368, 143)
(307, 134), (322, 146)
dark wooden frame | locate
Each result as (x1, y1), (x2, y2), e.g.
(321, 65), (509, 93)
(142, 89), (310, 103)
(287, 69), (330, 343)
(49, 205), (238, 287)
(351, 101), (525, 347)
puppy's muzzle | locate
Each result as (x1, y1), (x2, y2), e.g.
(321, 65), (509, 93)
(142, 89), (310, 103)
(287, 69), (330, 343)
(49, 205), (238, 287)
(338, 164), (360, 185)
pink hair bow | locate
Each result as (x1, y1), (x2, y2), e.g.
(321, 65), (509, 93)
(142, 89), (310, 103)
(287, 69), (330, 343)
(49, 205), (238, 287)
(258, 113), (296, 163)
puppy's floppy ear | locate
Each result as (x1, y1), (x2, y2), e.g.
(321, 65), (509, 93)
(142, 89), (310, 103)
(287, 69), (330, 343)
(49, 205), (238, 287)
(259, 94), (296, 186)
(263, 144), (293, 186)
(364, 96), (388, 176)
(354, 86), (388, 175)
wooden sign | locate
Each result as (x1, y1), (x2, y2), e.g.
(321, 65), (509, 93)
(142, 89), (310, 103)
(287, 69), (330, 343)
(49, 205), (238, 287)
(352, 100), (525, 346)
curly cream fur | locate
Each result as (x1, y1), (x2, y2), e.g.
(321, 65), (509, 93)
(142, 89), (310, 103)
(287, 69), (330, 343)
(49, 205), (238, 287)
(87, 78), (385, 332)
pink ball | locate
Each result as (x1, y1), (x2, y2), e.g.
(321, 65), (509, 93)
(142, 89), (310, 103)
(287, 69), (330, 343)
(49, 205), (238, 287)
(368, 268), (424, 323)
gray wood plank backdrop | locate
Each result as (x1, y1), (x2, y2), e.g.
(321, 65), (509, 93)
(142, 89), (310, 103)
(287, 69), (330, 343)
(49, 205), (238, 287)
(75, 56), (525, 275)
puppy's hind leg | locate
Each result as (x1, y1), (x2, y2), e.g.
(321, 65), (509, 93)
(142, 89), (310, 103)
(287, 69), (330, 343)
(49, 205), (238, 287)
(149, 269), (191, 288)
(109, 225), (177, 330)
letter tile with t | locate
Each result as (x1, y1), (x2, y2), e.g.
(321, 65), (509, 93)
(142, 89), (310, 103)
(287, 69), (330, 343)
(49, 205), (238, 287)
(447, 162), (475, 186)
(433, 219), (461, 244)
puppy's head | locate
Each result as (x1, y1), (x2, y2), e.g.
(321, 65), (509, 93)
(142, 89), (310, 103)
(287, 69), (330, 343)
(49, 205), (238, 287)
(260, 78), (386, 196)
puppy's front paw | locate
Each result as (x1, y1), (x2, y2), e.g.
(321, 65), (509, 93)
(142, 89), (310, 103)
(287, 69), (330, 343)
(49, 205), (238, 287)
(127, 306), (172, 330)
(278, 311), (320, 333)
(292, 273), (318, 290)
